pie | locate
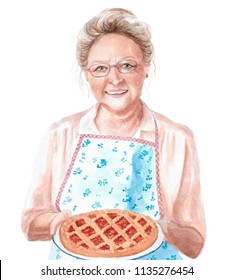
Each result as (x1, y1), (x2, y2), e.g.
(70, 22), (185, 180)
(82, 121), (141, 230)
(59, 209), (158, 258)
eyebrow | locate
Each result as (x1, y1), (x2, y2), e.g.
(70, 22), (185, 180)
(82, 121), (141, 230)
(88, 56), (140, 65)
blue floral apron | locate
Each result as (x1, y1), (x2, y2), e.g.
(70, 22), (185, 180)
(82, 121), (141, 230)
(49, 122), (182, 260)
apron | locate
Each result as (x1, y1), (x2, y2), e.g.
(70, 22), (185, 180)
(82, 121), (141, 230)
(49, 119), (182, 260)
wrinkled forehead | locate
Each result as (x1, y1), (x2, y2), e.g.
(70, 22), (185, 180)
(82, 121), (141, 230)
(87, 34), (144, 65)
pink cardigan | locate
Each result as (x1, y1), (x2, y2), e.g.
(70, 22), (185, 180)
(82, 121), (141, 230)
(22, 103), (206, 256)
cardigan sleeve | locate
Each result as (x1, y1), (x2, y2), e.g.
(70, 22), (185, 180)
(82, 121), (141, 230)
(21, 127), (72, 240)
(21, 111), (86, 240)
(172, 131), (205, 236)
(157, 114), (206, 257)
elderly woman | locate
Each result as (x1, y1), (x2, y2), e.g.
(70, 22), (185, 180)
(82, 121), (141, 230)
(22, 8), (205, 260)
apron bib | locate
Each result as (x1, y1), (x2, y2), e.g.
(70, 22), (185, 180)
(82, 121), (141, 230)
(49, 122), (182, 260)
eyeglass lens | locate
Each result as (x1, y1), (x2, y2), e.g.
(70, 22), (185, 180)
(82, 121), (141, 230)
(88, 60), (138, 77)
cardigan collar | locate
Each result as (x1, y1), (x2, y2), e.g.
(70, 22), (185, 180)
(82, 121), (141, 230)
(78, 102), (156, 141)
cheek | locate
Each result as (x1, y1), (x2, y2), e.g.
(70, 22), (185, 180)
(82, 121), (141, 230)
(88, 79), (106, 96)
(129, 74), (145, 91)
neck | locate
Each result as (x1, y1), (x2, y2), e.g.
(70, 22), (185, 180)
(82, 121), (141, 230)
(95, 101), (144, 137)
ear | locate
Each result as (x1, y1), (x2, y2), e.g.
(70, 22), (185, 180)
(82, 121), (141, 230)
(84, 70), (89, 81)
(144, 64), (149, 70)
(143, 65), (150, 79)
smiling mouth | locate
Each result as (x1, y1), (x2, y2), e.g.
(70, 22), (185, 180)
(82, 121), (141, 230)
(105, 90), (128, 95)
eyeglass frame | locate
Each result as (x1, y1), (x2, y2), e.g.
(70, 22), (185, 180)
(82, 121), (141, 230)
(86, 59), (143, 78)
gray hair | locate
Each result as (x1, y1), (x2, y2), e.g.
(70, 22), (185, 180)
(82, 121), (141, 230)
(76, 8), (154, 69)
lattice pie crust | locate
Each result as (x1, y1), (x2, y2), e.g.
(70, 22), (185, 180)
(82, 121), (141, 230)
(59, 209), (158, 258)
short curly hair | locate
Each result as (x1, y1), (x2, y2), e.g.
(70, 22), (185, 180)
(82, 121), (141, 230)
(76, 8), (154, 68)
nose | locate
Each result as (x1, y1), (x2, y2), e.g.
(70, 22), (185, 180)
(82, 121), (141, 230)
(107, 65), (123, 85)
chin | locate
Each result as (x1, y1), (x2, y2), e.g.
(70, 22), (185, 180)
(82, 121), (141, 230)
(102, 97), (141, 112)
(104, 102), (133, 114)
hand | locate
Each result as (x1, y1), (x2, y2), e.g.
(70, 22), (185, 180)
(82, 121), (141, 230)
(27, 210), (72, 241)
(50, 210), (72, 236)
(156, 219), (204, 258)
(156, 219), (169, 235)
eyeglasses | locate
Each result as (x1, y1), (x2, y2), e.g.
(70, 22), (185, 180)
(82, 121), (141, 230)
(86, 60), (140, 77)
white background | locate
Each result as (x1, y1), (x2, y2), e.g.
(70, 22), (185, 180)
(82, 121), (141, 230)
(0, 0), (233, 278)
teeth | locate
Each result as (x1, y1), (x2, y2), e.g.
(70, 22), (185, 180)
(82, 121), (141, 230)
(106, 90), (127, 95)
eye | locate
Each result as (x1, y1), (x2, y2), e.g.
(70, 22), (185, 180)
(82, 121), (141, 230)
(90, 64), (108, 73)
(120, 61), (137, 72)
(96, 65), (107, 72)
(122, 63), (133, 69)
